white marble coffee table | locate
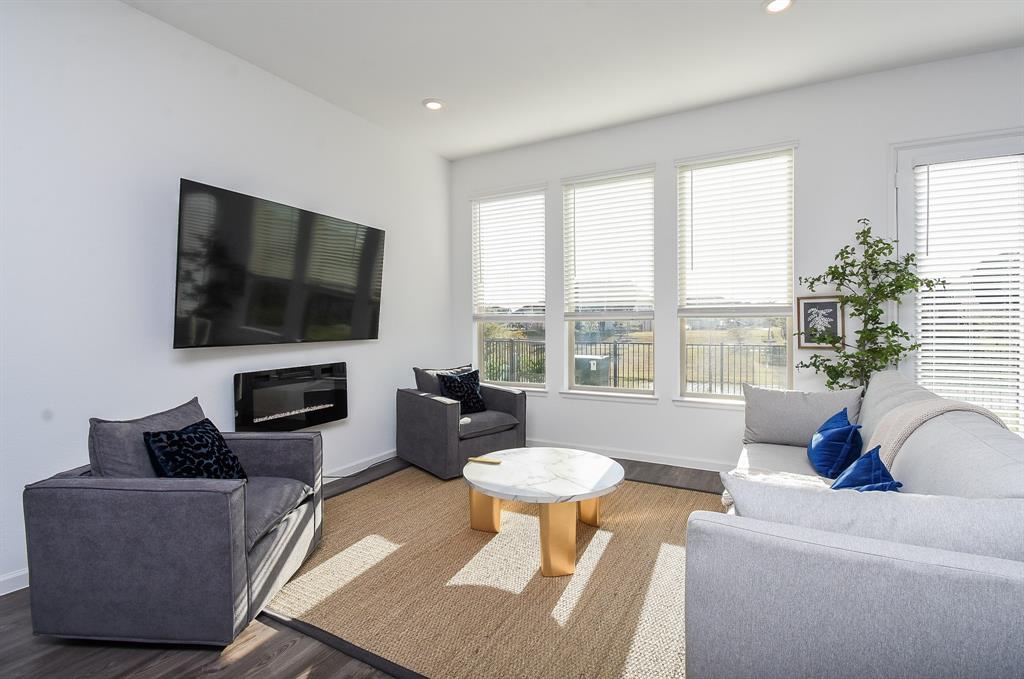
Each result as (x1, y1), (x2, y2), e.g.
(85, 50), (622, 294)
(463, 447), (625, 576)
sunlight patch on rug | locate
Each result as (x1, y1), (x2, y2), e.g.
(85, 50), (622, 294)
(550, 528), (613, 626)
(622, 543), (687, 679)
(446, 511), (540, 594)
(272, 534), (401, 617)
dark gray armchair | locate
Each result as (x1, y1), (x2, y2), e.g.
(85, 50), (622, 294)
(23, 432), (322, 646)
(397, 381), (526, 479)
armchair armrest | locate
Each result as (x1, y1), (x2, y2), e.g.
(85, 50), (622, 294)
(396, 388), (460, 477)
(23, 477), (248, 645)
(684, 511), (1024, 679)
(480, 383), (526, 422)
(221, 431), (322, 490)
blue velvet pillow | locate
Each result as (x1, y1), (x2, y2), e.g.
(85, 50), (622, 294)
(807, 408), (863, 479)
(831, 446), (903, 492)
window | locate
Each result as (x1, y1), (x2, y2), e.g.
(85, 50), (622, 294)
(913, 153), (1024, 432)
(678, 150), (794, 397)
(472, 190), (546, 385)
(564, 170), (655, 393)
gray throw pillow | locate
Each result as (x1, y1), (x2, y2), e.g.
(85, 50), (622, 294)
(743, 384), (863, 446)
(721, 471), (1024, 562)
(413, 364), (472, 394)
(89, 397), (206, 477)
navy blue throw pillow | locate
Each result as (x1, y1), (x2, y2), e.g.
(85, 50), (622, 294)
(831, 446), (903, 492)
(807, 408), (863, 479)
(437, 369), (487, 414)
(144, 418), (246, 479)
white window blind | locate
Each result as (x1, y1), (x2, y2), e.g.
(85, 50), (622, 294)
(306, 217), (365, 292)
(678, 150), (793, 315)
(563, 170), (655, 317)
(472, 191), (545, 318)
(914, 154), (1024, 432)
(249, 202), (299, 279)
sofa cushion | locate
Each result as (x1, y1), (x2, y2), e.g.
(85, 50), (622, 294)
(89, 397), (206, 477)
(459, 410), (519, 440)
(743, 384), (863, 446)
(735, 443), (828, 485)
(244, 477), (313, 551)
(413, 364), (472, 395)
(722, 472), (1024, 561)
(859, 370), (937, 443)
(892, 410), (1024, 499)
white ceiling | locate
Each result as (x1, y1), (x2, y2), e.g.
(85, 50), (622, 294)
(127, 0), (1024, 160)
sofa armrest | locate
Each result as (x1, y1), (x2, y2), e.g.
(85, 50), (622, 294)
(51, 463), (92, 478)
(23, 477), (248, 645)
(396, 388), (460, 475)
(480, 383), (526, 422)
(684, 511), (1024, 679)
(221, 431), (322, 490)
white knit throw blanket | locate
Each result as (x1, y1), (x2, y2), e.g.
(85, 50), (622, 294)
(866, 398), (1007, 468)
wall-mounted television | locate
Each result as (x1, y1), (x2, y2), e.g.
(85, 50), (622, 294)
(173, 179), (385, 348)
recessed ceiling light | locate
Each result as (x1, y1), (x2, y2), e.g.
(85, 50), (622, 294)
(763, 0), (794, 14)
(422, 98), (445, 111)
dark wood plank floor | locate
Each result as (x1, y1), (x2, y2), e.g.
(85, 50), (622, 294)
(614, 457), (724, 494)
(0, 455), (720, 678)
(0, 588), (389, 679)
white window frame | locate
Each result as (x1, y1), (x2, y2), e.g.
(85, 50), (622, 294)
(677, 148), (796, 399)
(471, 187), (547, 388)
(563, 167), (656, 395)
(894, 130), (1024, 429)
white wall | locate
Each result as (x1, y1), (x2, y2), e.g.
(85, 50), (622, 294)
(0, 2), (454, 592)
(450, 48), (1024, 472)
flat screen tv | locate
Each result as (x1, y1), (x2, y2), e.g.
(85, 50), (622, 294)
(173, 179), (385, 348)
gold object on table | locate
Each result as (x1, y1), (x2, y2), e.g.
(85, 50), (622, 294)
(466, 457), (502, 465)
(469, 488), (501, 532)
(539, 502), (577, 576)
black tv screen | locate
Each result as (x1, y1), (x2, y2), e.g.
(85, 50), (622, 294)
(173, 179), (384, 348)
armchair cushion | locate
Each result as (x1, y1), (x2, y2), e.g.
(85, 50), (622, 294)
(244, 477), (313, 551)
(144, 418), (246, 480)
(459, 410), (519, 440)
(438, 369), (487, 414)
(89, 397), (206, 477)
(413, 364), (472, 394)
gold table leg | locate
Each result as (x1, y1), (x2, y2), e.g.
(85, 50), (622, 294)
(469, 488), (501, 533)
(539, 502), (576, 576)
(578, 497), (602, 527)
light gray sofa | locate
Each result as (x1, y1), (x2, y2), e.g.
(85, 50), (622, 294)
(685, 371), (1024, 679)
(23, 427), (323, 646)
(396, 368), (526, 479)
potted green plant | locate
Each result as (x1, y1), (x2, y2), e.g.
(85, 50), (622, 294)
(797, 219), (944, 389)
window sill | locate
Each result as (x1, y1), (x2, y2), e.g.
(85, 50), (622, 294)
(557, 389), (660, 405)
(482, 383), (549, 397)
(672, 396), (744, 411)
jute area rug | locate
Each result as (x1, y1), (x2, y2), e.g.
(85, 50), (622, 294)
(268, 467), (724, 679)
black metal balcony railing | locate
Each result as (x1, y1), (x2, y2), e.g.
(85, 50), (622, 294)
(481, 338), (788, 393)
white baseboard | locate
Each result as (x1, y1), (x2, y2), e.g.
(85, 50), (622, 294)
(325, 449), (397, 479)
(526, 438), (732, 473)
(0, 568), (28, 596)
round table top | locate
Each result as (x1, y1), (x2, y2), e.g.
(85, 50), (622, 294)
(463, 447), (625, 503)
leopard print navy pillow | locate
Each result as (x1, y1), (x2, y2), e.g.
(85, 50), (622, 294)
(437, 369), (487, 414)
(144, 418), (246, 479)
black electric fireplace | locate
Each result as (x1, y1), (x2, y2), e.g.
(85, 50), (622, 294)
(234, 362), (347, 432)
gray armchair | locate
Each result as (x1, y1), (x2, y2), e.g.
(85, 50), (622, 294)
(23, 432), (323, 646)
(397, 382), (526, 479)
